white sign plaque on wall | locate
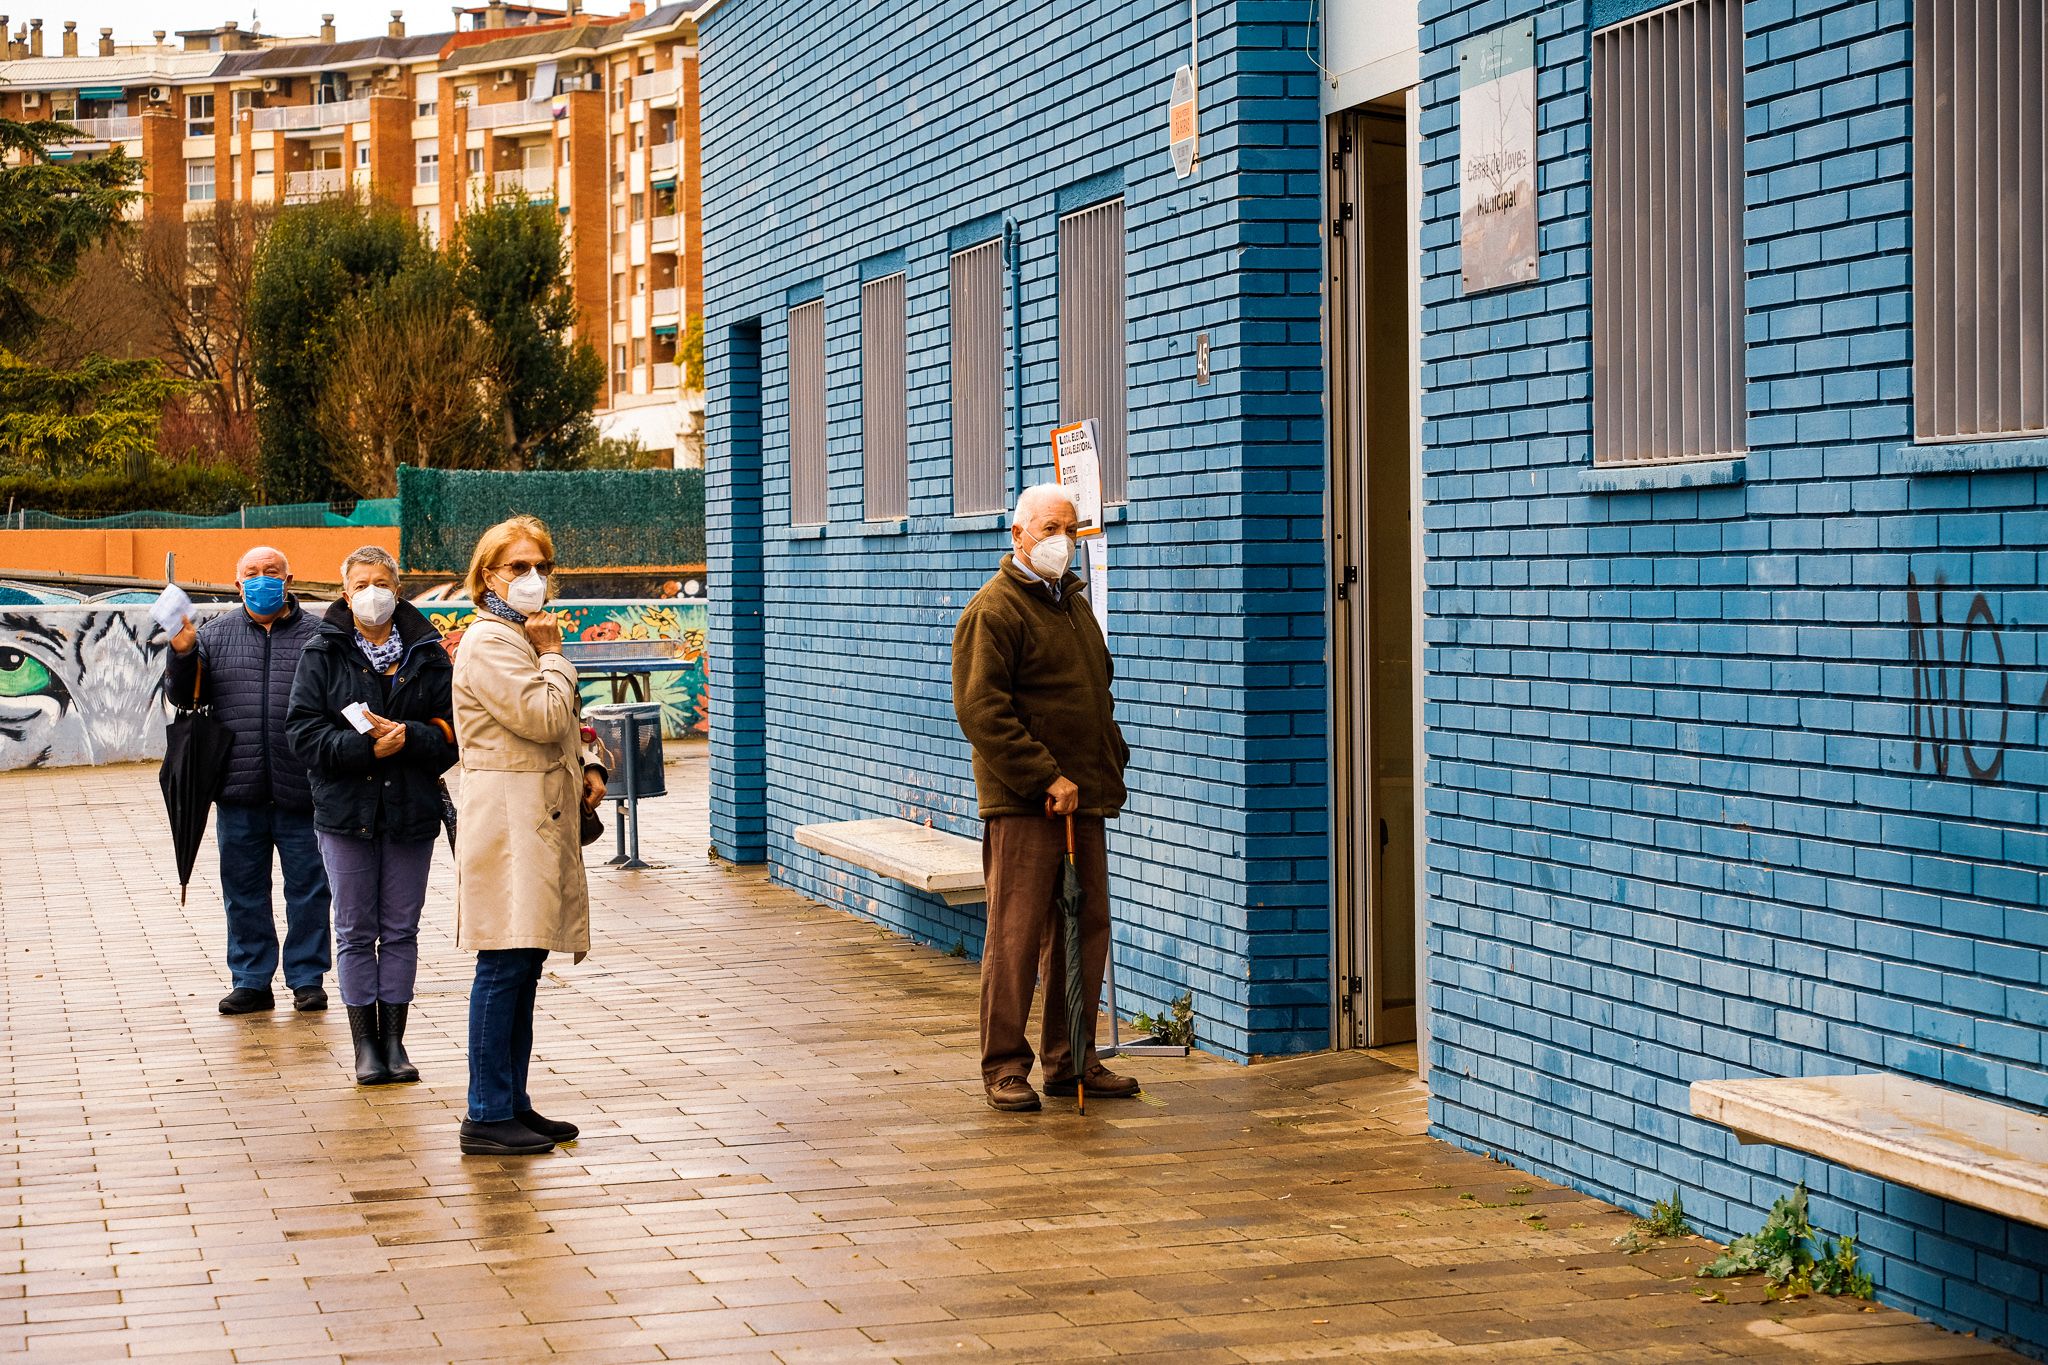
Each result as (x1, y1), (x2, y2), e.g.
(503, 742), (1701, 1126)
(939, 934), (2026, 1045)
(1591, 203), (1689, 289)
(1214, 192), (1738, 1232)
(1457, 20), (1539, 292)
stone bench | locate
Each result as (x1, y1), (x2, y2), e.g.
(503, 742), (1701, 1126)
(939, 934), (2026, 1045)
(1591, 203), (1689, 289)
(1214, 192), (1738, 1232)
(1691, 1073), (2048, 1228)
(793, 818), (986, 905)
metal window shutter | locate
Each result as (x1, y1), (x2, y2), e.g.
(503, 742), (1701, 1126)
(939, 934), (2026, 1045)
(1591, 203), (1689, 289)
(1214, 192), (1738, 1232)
(1057, 199), (1129, 503)
(787, 300), (827, 526)
(861, 273), (908, 521)
(1591, 0), (1746, 465)
(950, 241), (1006, 515)
(1915, 0), (2048, 441)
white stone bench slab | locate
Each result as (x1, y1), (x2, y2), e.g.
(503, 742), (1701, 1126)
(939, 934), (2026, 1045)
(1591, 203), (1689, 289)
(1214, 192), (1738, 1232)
(1692, 1073), (2048, 1228)
(794, 818), (985, 905)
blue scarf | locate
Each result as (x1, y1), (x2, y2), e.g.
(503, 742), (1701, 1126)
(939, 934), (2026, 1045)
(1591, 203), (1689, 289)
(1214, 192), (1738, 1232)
(355, 629), (404, 673)
(480, 589), (527, 624)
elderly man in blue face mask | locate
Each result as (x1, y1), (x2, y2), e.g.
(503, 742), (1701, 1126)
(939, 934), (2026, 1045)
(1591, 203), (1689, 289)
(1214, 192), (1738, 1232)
(166, 546), (334, 1015)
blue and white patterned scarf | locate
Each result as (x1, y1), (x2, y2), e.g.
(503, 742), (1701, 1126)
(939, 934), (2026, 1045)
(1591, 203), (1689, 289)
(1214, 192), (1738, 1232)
(480, 589), (527, 624)
(355, 629), (404, 673)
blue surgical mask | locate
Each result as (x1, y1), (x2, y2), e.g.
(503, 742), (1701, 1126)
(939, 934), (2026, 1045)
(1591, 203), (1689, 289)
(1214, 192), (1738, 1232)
(241, 574), (287, 616)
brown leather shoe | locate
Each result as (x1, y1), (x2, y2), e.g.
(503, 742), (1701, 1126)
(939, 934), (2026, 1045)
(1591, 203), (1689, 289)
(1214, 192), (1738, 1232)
(985, 1076), (1042, 1112)
(1044, 1065), (1140, 1100)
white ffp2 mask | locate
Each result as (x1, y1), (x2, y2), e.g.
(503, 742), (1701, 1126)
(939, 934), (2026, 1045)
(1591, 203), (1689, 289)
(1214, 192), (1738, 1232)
(505, 569), (549, 614)
(350, 586), (396, 627)
(1027, 533), (1073, 580)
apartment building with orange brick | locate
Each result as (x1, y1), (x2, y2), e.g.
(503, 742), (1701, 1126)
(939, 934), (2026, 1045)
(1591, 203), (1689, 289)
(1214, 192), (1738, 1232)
(0, 0), (703, 463)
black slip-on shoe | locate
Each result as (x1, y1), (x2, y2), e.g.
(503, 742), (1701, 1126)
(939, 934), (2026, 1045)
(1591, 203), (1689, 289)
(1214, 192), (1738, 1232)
(219, 987), (275, 1015)
(515, 1109), (579, 1143)
(459, 1118), (554, 1156)
(292, 984), (328, 1012)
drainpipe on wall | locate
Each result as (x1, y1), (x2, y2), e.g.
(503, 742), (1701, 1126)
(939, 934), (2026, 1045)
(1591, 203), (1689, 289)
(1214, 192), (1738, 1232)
(1004, 216), (1024, 508)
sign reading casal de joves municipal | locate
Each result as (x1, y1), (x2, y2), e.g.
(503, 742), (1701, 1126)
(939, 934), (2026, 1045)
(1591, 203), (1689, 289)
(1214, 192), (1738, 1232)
(1458, 21), (1538, 293)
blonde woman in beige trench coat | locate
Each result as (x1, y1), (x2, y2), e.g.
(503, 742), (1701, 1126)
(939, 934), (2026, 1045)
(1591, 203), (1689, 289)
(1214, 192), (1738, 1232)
(451, 515), (609, 1157)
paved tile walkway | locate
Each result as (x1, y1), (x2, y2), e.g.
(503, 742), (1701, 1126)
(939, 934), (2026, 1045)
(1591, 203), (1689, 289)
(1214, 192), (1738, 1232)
(1, 755), (2021, 1363)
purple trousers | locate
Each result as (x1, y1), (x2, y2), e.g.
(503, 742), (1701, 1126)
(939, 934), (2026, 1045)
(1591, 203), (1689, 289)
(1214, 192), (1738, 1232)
(316, 831), (435, 1007)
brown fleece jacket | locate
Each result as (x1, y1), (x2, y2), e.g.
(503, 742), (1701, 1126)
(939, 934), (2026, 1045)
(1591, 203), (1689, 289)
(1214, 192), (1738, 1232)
(952, 554), (1129, 819)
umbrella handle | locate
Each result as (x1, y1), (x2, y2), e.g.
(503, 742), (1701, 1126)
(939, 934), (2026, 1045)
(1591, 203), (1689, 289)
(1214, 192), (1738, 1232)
(1065, 812), (1075, 858)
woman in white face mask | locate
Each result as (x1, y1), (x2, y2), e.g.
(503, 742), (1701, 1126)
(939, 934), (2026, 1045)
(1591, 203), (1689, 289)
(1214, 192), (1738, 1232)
(285, 545), (459, 1088)
(445, 516), (610, 1157)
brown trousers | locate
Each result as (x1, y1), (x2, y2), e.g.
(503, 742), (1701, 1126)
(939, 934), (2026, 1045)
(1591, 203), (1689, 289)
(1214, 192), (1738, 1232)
(979, 814), (1109, 1086)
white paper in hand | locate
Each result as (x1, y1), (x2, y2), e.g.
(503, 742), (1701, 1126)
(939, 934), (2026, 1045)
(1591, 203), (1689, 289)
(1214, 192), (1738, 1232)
(341, 701), (376, 734)
(151, 582), (193, 639)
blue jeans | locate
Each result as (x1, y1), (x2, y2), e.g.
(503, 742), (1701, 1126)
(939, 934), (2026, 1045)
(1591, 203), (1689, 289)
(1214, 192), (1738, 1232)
(216, 801), (332, 991)
(468, 949), (547, 1122)
(317, 832), (435, 1007)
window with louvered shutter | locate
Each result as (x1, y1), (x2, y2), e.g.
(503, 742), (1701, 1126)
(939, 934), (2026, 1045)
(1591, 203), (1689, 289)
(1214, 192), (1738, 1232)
(1591, 0), (1745, 465)
(861, 273), (908, 521)
(1914, 0), (2048, 442)
(787, 299), (826, 525)
(1057, 198), (1129, 503)
(950, 241), (1006, 515)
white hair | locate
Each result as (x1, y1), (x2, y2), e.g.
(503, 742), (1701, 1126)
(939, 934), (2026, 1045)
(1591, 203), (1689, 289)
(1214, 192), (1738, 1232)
(340, 544), (399, 580)
(1011, 483), (1076, 527)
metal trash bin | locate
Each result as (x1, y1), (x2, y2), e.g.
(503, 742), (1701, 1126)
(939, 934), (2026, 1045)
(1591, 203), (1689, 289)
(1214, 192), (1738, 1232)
(585, 702), (664, 867)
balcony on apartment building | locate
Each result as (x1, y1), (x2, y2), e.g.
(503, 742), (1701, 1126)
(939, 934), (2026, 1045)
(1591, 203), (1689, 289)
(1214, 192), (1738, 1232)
(487, 165), (555, 198)
(652, 361), (679, 390)
(284, 167), (349, 202)
(650, 286), (680, 323)
(466, 97), (555, 132)
(650, 213), (680, 250)
(254, 98), (370, 134)
(56, 115), (142, 144)
(650, 139), (678, 174)
(631, 68), (679, 105)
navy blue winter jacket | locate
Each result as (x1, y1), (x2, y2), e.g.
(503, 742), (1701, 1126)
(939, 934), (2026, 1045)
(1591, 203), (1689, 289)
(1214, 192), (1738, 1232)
(164, 596), (321, 811)
(286, 599), (458, 843)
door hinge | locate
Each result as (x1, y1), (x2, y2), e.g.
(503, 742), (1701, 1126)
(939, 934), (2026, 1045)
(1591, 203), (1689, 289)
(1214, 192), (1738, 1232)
(1329, 130), (1354, 171)
(1329, 201), (1355, 239)
(1335, 564), (1359, 600)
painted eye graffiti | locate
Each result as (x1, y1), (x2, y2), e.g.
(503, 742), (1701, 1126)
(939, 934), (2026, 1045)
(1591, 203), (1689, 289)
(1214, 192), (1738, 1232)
(0, 648), (56, 699)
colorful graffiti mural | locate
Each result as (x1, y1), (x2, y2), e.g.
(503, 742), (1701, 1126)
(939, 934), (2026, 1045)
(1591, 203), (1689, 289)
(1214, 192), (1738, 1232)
(424, 599), (711, 739)
(0, 596), (710, 773)
(0, 604), (232, 770)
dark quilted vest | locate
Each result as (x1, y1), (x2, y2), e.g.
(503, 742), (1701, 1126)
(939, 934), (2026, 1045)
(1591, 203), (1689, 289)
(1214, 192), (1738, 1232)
(169, 600), (320, 811)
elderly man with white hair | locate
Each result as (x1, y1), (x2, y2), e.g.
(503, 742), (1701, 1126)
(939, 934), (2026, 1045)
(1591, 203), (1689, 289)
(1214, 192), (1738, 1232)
(951, 483), (1138, 1112)
(166, 545), (333, 1016)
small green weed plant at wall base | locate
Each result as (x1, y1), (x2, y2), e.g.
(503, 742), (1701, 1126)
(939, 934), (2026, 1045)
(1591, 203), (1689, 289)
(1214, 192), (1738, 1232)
(1698, 1185), (1873, 1299)
(1132, 992), (1195, 1049)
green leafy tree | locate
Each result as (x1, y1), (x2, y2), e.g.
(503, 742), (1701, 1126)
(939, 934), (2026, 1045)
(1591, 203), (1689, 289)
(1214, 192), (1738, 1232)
(453, 197), (604, 469)
(247, 198), (417, 502)
(0, 118), (140, 350)
(0, 351), (193, 478)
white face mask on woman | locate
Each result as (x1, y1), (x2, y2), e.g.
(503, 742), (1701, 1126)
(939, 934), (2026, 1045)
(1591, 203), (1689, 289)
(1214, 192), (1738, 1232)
(1026, 532), (1073, 580)
(504, 568), (549, 614)
(350, 585), (396, 627)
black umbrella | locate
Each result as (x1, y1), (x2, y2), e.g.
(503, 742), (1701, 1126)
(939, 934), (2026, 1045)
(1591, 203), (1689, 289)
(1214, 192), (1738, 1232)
(159, 657), (233, 906)
(1058, 813), (1092, 1115)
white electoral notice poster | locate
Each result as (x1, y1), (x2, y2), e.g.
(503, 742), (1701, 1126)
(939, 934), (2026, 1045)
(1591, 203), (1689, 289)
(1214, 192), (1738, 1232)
(1050, 420), (1104, 537)
(1458, 20), (1538, 293)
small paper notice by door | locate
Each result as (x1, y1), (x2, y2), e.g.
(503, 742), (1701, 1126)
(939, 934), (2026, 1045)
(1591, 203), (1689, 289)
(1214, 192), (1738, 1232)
(151, 583), (193, 639)
(341, 701), (376, 734)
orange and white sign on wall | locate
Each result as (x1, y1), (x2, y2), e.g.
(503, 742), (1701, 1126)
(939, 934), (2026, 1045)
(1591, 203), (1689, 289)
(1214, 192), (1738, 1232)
(1050, 419), (1104, 537)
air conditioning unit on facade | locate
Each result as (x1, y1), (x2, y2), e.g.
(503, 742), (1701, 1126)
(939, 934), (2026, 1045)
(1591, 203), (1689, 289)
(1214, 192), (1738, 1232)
(146, 85), (168, 103)
(21, 91), (39, 108)
(495, 69), (516, 86)
(261, 77), (282, 93)
(382, 64), (401, 80)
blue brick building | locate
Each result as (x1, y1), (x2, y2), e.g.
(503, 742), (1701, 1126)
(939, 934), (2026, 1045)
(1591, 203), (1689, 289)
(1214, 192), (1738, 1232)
(699, 0), (2048, 1353)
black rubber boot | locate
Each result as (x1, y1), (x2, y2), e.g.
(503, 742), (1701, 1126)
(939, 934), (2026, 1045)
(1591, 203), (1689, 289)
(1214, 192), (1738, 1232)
(378, 1002), (420, 1084)
(346, 1004), (394, 1085)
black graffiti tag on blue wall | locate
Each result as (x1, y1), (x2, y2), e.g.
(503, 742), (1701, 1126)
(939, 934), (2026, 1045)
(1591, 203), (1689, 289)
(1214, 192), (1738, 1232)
(1905, 570), (2048, 783)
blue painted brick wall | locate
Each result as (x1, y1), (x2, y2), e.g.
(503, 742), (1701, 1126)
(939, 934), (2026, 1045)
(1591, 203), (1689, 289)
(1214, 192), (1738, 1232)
(1419, 0), (2048, 1354)
(699, 0), (1333, 1059)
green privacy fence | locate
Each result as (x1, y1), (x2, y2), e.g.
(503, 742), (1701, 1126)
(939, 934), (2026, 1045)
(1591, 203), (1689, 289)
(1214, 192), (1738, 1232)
(398, 466), (706, 573)
(14, 499), (400, 530)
